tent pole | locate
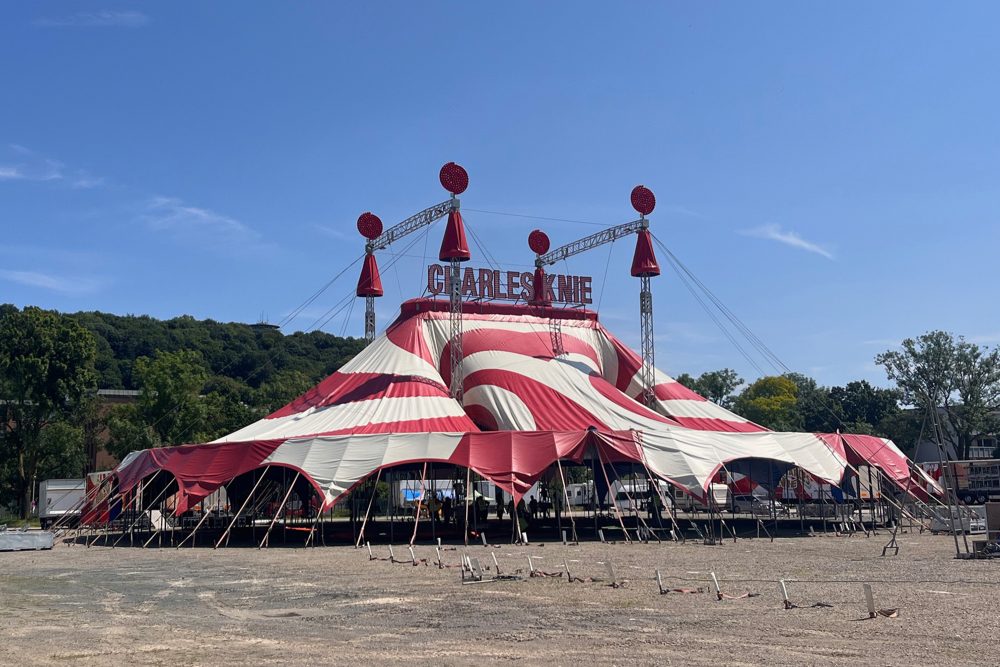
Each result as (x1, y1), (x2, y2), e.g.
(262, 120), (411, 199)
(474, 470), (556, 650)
(53, 473), (114, 536)
(142, 479), (177, 549)
(355, 468), (383, 548)
(215, 465), (271, 549)
(305, 484), (329, 549)
(110, 471), (161, 548)
(595, 444), (630, 543)
(798, 469), (805, 535)
(260, 471), (300, 549)
(429, 463), (437, 544)
(634, 450), (684, 543)
(409, 462), (428, 546)
(555, 458), (577, 543)
(631, 434), (686, 543)
(129, 477), (176, 548)
(176, 496), (216, 549)
(463, 465), (472, 546)
(607, 457), (658, 543)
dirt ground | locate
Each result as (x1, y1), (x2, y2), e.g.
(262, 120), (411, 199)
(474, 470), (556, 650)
(0, 531), (997, 666)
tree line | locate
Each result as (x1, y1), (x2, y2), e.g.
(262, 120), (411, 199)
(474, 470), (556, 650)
(3, 302), (1000, 519)
(677, 330), (1000, 460)
(0, 304), (364, 518)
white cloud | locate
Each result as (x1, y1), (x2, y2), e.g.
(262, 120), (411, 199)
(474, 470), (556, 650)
(314, 224), (349, 240)
(1, 144), (64, 182)
(742, 223), (834, 260)
(0, 269), (103, 295)
(72, 172), (105, 189)
(142, 196), (260, 243)
(860, 338), (900, 347)
(968, 332), (1000, 345)
(35, 11), (150, 28)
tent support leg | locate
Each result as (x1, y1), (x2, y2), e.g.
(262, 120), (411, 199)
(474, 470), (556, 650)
(463, 465), (472, 546)
(355, 468), (382, 548)
(608, 458), (659, 543)
(305, 490), (328, 549)
(636, 450), (684, 543)
(595, 445), (630, 543)
(260, 471), (300, 549)
(556, 458), (577, 543)
(215, 465), (271, 549)
(409, 462), (428, 546)
(132, 480), (177, 548)
(111, 471), (162, 548)
(176, 501), (213, 549)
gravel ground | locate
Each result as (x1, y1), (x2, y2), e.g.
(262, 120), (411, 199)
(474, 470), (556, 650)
(0, 531), (997, 666)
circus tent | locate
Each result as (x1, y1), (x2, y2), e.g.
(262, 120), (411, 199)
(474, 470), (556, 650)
(112, 298), (918, 517)
(96, 163), (937, 541)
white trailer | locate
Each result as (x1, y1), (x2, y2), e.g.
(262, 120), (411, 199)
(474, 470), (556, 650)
(38, 479), (85, 528)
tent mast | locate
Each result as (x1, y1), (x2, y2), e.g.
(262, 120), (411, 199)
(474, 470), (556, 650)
(529, 185), (661, 406)
(356, 163), (468, 345)
(437, 163), (471, 403)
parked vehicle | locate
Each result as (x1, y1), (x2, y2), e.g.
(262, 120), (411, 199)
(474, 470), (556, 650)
(38, 479), (85, 529)
(923, 460), (1000, 505)
(610, 480), (672, 513)
(730, 494), (790, 517)
(671, 483), (730, 513)
(565, 482), (595, 508)
(929, 506), (987, 534)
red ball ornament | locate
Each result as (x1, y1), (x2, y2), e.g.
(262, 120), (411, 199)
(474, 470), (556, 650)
(357, 212), (383, 240)
(528, 229), (550, 255)
(630, 185), (656, 216)
(439, 162), (469, 195)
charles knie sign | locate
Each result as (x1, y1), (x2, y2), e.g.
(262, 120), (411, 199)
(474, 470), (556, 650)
(426, 264), (594, 305)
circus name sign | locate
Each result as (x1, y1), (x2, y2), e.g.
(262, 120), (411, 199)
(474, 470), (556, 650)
(426, 264), (594, 305)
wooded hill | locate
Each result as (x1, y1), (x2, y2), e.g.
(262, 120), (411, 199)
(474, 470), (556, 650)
(68, 311), (365, 391)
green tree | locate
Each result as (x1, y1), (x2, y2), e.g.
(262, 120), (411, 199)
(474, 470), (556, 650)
(135, 349), (209, 445)
(695, 368), (744, 408)
(830, 380), (901, 433)
(674, 373), (697, 392)
(674, 369), (744, 408)
(733, 375), (800, 430)
(104, 404), (157, 462)
(0, 306), (97, 517)
(254, 370), (314, 414)
(876, 331), (1000, 459)
(35, 421), (87, 480)
(783, 373), (839, 432)
(202, 376), (262, 441)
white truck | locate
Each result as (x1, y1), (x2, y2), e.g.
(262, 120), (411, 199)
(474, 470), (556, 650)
(671, 483), (730, 513)
(38, 478), (85, 529)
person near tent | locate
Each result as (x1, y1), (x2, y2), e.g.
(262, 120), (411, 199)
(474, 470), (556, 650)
(497, 498), (505, 521)
(442, 495), (453, 525)
(426, 492), (440, 521)
(475, 495), (488, 523)
(648, 485), (662, 522)
(528, 495), (538, 520)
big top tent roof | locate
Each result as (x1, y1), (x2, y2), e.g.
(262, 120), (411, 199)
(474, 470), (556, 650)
(112, 298), (904, 514)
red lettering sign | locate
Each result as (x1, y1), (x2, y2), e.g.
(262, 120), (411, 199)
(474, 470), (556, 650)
(425, 264), (591, 304)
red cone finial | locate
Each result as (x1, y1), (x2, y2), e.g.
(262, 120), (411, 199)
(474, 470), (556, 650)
(630, 229), (660, 277)
(356, 253), (384, 296)
(529, 266), (551, 306)
(438, 209), (471, 262)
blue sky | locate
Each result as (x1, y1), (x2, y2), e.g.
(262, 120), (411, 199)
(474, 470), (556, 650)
(2, 3), (999, 389)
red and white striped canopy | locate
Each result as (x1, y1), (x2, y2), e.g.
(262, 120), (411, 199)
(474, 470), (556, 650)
(116, 299), (918, 512)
